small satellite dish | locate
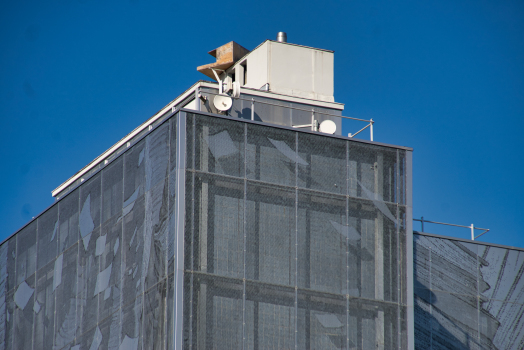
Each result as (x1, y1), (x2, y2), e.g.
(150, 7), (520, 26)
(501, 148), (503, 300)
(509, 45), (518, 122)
(232, 81), (241, 98)
(319, 120), (337, 134)
(214, 94), (233, 111)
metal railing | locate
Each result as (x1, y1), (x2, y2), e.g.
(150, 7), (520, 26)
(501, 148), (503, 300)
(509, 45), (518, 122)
(201, 91), (375, 141)
(414, 217), (490, 240)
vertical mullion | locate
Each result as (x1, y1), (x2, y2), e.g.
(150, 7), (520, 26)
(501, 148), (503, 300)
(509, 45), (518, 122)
(346, 141), (350, 349)
(189, 112), (196, 350)
(189, 171), (195, 350)
(174, 111), (187, 350)
(162, 117), (171, 349)
(98, 163), (103, 337)
(294, 131), (299, 350)
(120, 142), (127, 349)
(405, 150), (414, 350)
(477, 251), (480, 347)
(429, 247), (432, 350)
(31, 220), (38, 350)
(242, 124), (247, 350)
(475, 246), (481, 347)
(396, 149), (401, 349)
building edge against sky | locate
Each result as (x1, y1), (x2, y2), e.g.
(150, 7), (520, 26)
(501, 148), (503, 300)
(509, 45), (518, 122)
(1, 35), (522, 349)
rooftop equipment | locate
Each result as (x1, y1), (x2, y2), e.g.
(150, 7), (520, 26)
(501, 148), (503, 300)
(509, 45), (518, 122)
(276, 31), (287, 42)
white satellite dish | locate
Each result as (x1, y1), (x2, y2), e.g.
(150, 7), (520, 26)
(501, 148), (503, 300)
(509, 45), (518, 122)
(232, 81), (241, 98)
(213, 94), (233, 111)
(319, 120), (337, 134)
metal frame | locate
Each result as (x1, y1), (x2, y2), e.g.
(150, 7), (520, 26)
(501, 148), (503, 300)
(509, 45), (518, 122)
(5, 105), (417, 349)
(405, 150), (414, 350)
(178, 107), (411, 151)
(182, 109), (412, 349)
(173, 111), (187, 350)
(414, 218), (489, 241)
(203, 89), (375, 140)
(7, 102), (410, 253)
(414, 231), (524, 253)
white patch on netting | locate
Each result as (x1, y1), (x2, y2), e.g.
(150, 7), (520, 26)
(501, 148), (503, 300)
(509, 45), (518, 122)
(89, 326), (102, 350)
(358, 180), (397, 224)
(94, 264), (112, 296)
(315, 313), (343, 328)
(113, 238), (119, 256)
(119, 335), (139, 350)
(14, 281), (34, 310)
(330, 221), (361, 241)
(33, 300), (41, 314)
(79, 194), (95, 250)
(53, 254), (63, 291)
(268, 137), (308, 165)
(123, 187), (140, 217)
(50, 220), (59, 242)
(95, 235), (106, 256)
(206, 130), (238, 159)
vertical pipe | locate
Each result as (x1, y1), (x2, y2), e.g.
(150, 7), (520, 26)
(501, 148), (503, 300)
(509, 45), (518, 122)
(375, 153), (384, 350)
(195, 88), (201, 112)
(370, 119), (374, 141)
(242, 124), (247, 350)
(294, 132), (299, 350)
(251, 98), (255, 121)
(421, 217), (424, 232)
(405, 150), (414, 350)
(346, 141), (350, 350)
(471, 224), (475, 240)
(173, 111), (187, 350)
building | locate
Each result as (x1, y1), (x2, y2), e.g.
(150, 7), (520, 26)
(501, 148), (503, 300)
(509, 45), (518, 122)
(0, 34), (522, 350)
(413, 233), (524, 349)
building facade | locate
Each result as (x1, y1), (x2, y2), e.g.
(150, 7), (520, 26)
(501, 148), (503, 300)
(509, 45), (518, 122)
(0, 106), (412, 349)
(414, 232), (524, 349)
(1, 36), (522, 350)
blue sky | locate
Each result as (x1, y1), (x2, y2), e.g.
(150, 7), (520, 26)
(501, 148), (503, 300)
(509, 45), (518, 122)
(1, 0), (523, 248)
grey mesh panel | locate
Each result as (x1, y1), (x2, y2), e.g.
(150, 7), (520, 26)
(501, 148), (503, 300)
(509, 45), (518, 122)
(414, 233), (524, 350)
(184, 113), (410, 349)
(0, 110), (414, 350)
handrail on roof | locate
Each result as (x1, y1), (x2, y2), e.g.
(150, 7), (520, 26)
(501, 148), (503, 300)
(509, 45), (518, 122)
(202, 90), (375, 140)
(414, 217), (490, 240)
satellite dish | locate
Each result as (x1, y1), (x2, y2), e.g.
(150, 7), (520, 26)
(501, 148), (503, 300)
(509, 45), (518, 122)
(232, 81), (241, 98)
(319, 120), (337, 134)
(213, 94), (233, 111)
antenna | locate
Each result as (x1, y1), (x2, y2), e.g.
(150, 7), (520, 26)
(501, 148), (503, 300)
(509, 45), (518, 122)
(213, 94), (233, 111)
(319, 120), (337, 134)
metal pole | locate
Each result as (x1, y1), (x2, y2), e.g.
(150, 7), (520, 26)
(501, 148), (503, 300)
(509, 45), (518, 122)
(251, 98), (254, 121)
(370, 119), (374, 141)
(471, 224), (474, 240)
(421, 216), (424, 232)
(311, 109), (315, 131)
(195, 88), (200, 112)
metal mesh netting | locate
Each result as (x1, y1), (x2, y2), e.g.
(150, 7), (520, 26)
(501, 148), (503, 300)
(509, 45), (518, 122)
(0, 115), (177, 350)
(0, 111), (411, 350)
(414, 234), (524, 350)
(184, 113), (410, 349)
